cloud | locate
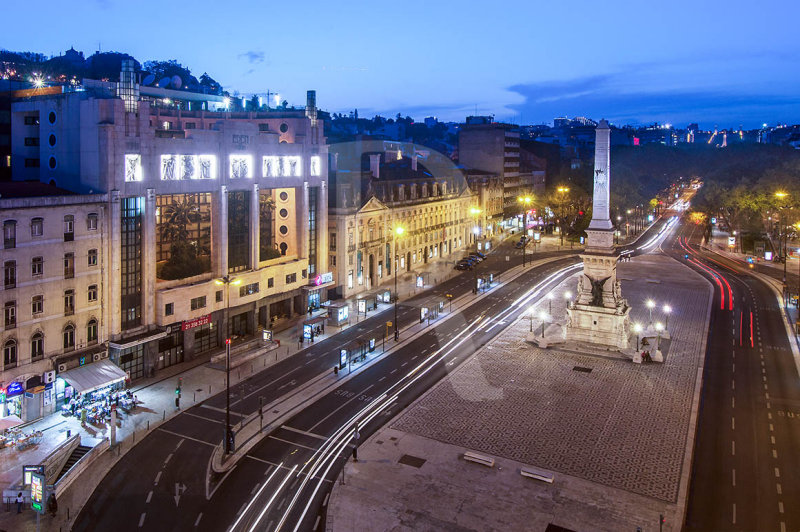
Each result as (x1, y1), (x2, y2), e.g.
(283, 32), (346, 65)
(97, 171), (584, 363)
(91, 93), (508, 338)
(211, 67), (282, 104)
(238, 51), (264, 64)
(506, 73), (800, 128)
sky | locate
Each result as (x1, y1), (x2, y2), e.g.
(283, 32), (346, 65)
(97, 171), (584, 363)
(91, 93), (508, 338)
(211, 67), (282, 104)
(3, 0), (799, 128)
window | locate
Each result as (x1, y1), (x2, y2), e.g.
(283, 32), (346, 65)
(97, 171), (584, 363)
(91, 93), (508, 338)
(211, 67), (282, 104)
(31, 217), (43, 237)
(190, 296), (206, 311)
(330, 255), (336, 266)
(3, 220), (16, 249)
(4, 301), (15, 328)
(31, 256), (43, 276)
(87, 319), (98, 344)
(285, 273), (296, 284)
(239, 282), (259, 297)
(88, 249), (98, 267)
(3, 339), (16, 368)
(31, 295), (43, 315)
(215, 290), (223, 303)
(63, 324), (75, 351)
(258, 123), (269, 131)
(24, 115), (39, 125)
(165, 302), (174, 316)
(24, 158), (40, 168)
(330, 233), (336, 251)
(64, 253), (74, 279)
(301, 269), (307, 279)
(4, 260), (15, 288)
(88, 284), (98, 302)
(63, 215), (74, 241)
(267, 277), (274, 288)
(87, 213), (98, 230)
(185, 122), (196, 129)
(64, 290), (74, 315)
(24, 136), (40, 146)
(30, 332), (43, 360)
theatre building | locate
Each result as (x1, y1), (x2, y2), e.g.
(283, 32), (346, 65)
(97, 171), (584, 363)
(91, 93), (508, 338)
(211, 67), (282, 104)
(7, 62), (329, 383)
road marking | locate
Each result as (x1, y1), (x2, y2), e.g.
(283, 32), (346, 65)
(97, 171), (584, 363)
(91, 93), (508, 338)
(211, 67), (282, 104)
(401, 362), (408, 367)
(411, 356), (418, 360)
(154, 471), (161, 485)
(764, 383), (769, 390)
(771, 436), (776, 444)
(731, 397), (735, 409)
(773, 449), (778, 459)
(146, 491), (152, 503)
(238, 502), (247, 515)
(157, 428), (217, 448)
(323, 493), (330, 507)
(778, 501), (784, 514)
(199, 404), (245, 416)
(731, 441), (735, 456)
(251, 483), (260, 495)
(732, 468), (736, 486)
(194, 513), (203, 527)
(378, 376), (386, 382)
(766, 401), (771, 409)
(313, 515), (321, 531)
(770, 423), (774, 432)
(780, 522), (786, 532)
(768, 413), (773, 420)
(777, 483), (782, 495)
(175, 439), (184, 451)
(731, 380), (735, 391)
(182, 411), (224, 424)
(268, 435), (318, 452)
(766, 392), (770, 400)
(775, 467), (780, 478)
(732, 503), (736, 524)
(280, 425), (327, 441)
(732, 363), (735, 373)
(164, 453), (173, 464)
(309, 384), (375, 432)
(763, 375), (767, 382)
(731, 417), (735, 430)
(139, 513), (146, 528)
(390, 369), (398, 374)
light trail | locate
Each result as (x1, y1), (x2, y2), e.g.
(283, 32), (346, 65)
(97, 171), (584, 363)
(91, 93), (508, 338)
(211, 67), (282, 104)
(227, 463), (284, 532)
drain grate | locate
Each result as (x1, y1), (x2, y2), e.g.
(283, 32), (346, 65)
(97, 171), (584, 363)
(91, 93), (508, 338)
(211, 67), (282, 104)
(572, 366), (592, 373)
(398, 454), (426, 468)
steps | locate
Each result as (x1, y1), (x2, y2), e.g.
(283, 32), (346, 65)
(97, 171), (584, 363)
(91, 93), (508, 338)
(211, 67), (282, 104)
(55, 445), (92, 483)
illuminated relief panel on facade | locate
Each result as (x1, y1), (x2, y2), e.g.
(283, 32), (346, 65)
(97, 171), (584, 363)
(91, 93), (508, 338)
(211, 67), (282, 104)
(230, 154), (253, 179)
(125, 154), (143, 182)
(161, 154), (179, 180)
(285, 156), (302, 177)
(198, 155), (216, 179)
(263, 156), (303, 178)
(263, 156), (280, 177)
(181, 155), (197, 180)
(310, 155), (321, 177)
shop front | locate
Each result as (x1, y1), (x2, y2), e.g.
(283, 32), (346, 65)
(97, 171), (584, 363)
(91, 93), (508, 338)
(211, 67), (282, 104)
(1, 380), (24, 419)
(109, 329), (168, 381)
(305, 272), (335, 311)
(57, 359), (131, 423)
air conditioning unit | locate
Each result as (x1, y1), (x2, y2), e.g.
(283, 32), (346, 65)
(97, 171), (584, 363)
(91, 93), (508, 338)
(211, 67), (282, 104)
(43, 370), (56, 384)
(100, 351), (109, 359)
(57, 363), (67, 373)
(93, 353), (101, 362)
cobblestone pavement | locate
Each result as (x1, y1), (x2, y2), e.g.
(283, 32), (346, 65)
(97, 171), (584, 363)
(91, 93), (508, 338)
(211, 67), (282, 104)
(393, 254), (711, 503)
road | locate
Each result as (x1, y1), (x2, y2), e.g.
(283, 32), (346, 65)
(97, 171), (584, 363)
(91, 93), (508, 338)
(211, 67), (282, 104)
(74, 221), (670, 532)
(674, 221), (800, 531)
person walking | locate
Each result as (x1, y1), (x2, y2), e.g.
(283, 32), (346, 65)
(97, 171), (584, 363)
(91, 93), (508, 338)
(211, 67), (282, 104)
(15, 492), (23, 513)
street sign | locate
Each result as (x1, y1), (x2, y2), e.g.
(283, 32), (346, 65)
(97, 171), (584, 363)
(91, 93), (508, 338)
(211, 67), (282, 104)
(728, 237), (736, 247)
(303, 324), (313, 340)
(711, 217), (717, 224)
(416, 275), (424, 288)
(31, 472), (45, 513)
(262, 329), (273, 341)
(23, 465), (44, 487)
(339, 349), (347, 369)
(358, 299), (366, 314)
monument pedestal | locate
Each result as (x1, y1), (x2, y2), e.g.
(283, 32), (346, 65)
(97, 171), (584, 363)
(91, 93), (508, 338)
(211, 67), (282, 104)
(566, 303), (630, 350)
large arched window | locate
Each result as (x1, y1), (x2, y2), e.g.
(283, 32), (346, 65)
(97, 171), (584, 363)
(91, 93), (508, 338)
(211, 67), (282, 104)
(87, 319), (98, 344)
(3, 339), (17, 367)
(30, 332), (44, 359)
(63, 323), (75, 351)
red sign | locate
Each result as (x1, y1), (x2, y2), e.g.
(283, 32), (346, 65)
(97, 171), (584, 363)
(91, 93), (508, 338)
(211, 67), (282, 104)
(182, 314), (211, 331)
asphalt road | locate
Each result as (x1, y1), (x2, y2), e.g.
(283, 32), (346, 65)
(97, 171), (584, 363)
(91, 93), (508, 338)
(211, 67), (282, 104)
(674, 221), (800, 531)
(73, 219), (671, 532)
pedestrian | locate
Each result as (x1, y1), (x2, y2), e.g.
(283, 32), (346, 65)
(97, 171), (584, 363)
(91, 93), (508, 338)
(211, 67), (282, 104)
(47, 493), (58, 516)
(15, 492), (23, 513)
(308, 306), (313, 317)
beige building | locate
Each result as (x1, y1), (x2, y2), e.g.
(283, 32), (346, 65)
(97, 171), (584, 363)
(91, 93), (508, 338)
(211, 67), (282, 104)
(329, 154), (475, 300)
(1, 183), (109, 421)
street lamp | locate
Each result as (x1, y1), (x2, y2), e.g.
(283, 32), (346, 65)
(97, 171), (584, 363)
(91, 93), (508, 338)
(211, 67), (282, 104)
(518, 195), (533, 266)
(393, 225), (405, 341)
(646, 299), (655, 323)
(662, 304), (672, 330)
(633, 322), (643, 350)
(529, 306), (535, 332)
(775, 191), (789, 304)
(538, 310), (548, 337)
(214, 274), (242, 454)
(557, 187), (569, 246)
(547, 293), (553, 315)
(655, 322), (664, 351)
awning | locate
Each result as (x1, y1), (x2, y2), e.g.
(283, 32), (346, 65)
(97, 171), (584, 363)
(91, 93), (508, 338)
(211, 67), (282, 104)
(0, 415), (23, 431)
(59, 360), (128, 395)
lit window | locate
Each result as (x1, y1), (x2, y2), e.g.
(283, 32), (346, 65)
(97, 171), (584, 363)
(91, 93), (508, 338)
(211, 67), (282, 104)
(88, 249), (98, 266)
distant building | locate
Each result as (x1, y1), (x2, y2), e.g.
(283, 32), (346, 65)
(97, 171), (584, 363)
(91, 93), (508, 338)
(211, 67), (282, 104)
(463, 169), (503, 237)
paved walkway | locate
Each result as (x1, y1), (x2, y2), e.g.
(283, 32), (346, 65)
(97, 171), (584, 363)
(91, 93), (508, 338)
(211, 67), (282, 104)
(327, 253), (713, 532)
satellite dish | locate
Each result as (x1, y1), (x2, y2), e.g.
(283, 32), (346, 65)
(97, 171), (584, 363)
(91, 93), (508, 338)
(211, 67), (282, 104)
(142, 74), (155, 86)
(157, 77), (170, 88)
(171, 75), (182, 89)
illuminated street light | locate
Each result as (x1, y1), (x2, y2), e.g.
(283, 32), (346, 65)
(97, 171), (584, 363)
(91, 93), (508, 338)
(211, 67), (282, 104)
(663, 304), (672, 330)
(393, 226), (405, 340)
(214, 275), (242, 454)
(517, 195), (533, 266)
(538, 310), (548, 337)
(633, 322), (643, 350)
(646, 299), (655, 323)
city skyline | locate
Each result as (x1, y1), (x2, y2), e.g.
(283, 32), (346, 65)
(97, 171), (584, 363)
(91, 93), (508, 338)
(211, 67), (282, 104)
(2, 0), (799, 128)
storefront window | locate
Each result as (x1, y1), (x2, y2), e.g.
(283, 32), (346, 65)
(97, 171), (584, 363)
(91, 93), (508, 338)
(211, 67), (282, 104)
(118, 344), (144, 380)
(194, 323), (218, 354)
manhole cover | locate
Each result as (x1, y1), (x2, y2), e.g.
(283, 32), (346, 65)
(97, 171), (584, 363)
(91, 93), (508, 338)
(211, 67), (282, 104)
(398, 454), (426, 468)
(572, 366), (592, 373)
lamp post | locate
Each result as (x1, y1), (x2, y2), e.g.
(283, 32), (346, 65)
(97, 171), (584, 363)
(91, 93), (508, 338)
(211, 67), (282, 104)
(655, 322), (664, 351)
(393, 226), (405, 341)
(547, 293), (553, 315)
(529, 307), (535, 332)
(663, 304), (672, 331)
(538, 310), (548, 338)
(646, 299), (655, 324)
(518, 195), (533, 267)
(775, 192), (789, 305)
(214, 274), (242, 455)
(470, 207), (482, 252)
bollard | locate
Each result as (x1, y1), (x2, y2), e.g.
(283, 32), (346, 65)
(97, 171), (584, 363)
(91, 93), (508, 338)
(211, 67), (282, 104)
(163, 410), (165, 421)
(251, 363), (254, 373)
(193, 391), (196, 402)
(147, 420), (150, 430)
(209, 385), (212, 394)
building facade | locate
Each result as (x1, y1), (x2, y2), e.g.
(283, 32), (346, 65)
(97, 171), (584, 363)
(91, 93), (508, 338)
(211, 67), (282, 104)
(1, 184), (108, 420)
(329, 154), (474, 300)
(6, 65), (329, 389)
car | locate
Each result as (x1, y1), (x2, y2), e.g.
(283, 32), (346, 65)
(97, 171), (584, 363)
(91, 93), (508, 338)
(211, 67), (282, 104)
(471, 251), (486, 259)
(454, 262), (472, 271)
(468, 253), (484, 262)
(514, 241), (524, 248)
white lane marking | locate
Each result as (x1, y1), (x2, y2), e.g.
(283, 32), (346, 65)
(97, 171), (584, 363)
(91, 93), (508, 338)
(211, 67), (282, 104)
(323, 494), (329, 507)
(176, 439), (184, 450)
(164, 453), (173, 464)
(771, 436), (776, 444)
(309, 384), (375, 432)
(268, 435), (318, 452)
(146, 491), (152, 503)
(732, 503), (736, 524)
(139, 513), (146, 528)
(157, 428), (217, 447)
(280, 425), (327, 441)
(731, 417), (735, 430)
(773, 449), (778, 459)
(770, 423), (774, 432)
(313, 515), (321, 531)
(154, 471), (161, 485)
(732, 469), (736, 486)
(251, 483), (260, 495)
(777, 483), (782, 495)
(194, 513), (203, 527)
(731, 441), (735, 456)
(778, 501), (784, 514)
(378, 376), (386, 382)
(390, 369), (398, 374)
(775, 467), (780, 478)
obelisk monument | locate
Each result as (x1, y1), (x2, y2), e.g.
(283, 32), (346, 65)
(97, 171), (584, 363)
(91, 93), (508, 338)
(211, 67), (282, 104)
(565, 120), (631, 350)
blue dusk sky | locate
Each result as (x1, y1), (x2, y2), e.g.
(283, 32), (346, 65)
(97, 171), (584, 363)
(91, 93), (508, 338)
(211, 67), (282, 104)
(3, 0), (799, 128)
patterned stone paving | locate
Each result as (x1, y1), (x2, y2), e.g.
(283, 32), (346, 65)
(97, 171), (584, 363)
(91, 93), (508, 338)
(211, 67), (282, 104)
(393, 255), (710, 503)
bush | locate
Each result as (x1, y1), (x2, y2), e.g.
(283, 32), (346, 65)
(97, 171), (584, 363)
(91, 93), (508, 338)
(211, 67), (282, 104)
(157, 241), (211, 280)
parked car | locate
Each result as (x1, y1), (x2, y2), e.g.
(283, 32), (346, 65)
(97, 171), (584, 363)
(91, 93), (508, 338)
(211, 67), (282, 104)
(455, 262), (472, 271)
